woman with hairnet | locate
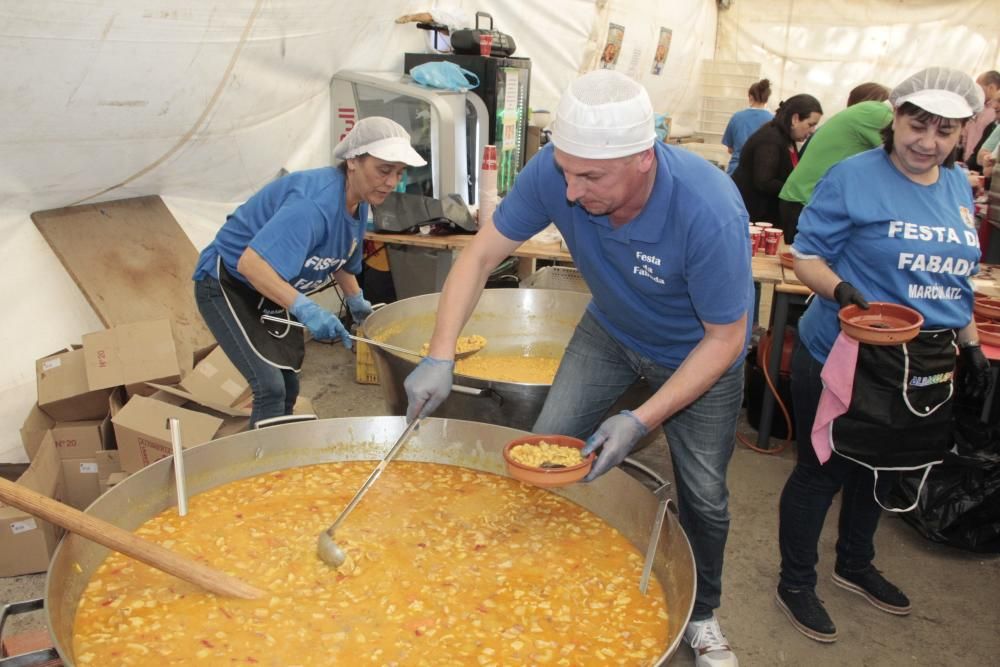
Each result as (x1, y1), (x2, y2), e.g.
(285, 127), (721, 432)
(776, 68), (992, 643)
(405, 69), (752, 667)
(192, 117), (425, 427)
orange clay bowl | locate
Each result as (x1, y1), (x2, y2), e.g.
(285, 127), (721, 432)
(974, 296), (1000, 321)
(502, 435), (594, 488)
(978, 322), (1000, 347)
(838, 302), (923, 346)
(779, 251), (794, 269)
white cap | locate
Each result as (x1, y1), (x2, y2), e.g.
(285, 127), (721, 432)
(332, 117), (427, 167)
(889, 67), (984, 119)
(550, 70), (656, 159)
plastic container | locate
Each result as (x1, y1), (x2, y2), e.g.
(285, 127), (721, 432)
(502, 435), (594, 488)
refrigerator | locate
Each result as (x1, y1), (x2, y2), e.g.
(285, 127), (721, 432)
(403, 53), (531, 196)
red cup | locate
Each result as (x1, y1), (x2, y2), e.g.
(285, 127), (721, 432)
(753, 221), (773, 230)
(749, 229), (763, 254)
(481, 144), (497, 170)
(764, 228), (782, 255)
(479, 33), (493, 56)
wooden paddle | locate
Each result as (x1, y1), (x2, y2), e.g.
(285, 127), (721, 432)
(0, 476), (264, 599)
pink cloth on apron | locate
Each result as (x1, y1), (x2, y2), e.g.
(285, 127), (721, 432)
(812, 333), (860, 464)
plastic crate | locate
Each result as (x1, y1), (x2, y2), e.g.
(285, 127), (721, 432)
(701, 60), (762, 78)
(702, 72), (758, 88)
(702, 96), (746, 113)
(702, 82), (755, 99)
(697, 119), (729, 135)
(521, 266), (590, 293)
(699, 109), (735, 125)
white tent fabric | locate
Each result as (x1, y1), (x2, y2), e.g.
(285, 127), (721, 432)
(0, 0), (716, 462)
(716, 0), (1000, 117)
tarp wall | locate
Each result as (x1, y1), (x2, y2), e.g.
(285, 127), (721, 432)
(716, 0), (1000, 117)
(0, 0), (716, 462)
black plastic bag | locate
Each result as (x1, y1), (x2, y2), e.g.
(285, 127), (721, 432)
(890, 406), (1000, 553)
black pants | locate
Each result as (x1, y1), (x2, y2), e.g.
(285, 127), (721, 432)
(778, 200), (804, 245)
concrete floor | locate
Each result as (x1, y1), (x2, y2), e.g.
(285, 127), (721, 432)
(2, 339), (998, 665)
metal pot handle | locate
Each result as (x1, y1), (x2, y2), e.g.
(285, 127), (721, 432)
(0, 598), (60, 666)
(451, 384), (504, 406)
(253, 413), (319, 430)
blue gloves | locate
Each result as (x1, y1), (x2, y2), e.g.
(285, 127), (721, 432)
(581, 410), (649, 482)
(404, 356), (455, 422)
(289, 293), (352, 349)
(345, 291), (374, 326)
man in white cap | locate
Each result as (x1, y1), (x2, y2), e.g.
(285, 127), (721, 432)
(405, 69), (752, 666)
(193, 116), (425, 427)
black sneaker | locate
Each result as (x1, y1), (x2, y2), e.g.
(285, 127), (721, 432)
(775, 585), (838, 643)
(832, 565), (911, 615)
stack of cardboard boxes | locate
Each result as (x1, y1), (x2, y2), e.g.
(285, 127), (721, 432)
(2, 318), (254, 576)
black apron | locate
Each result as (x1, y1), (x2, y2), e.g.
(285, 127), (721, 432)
(217, 258), (305, 372)
(831, 328), (957, 511)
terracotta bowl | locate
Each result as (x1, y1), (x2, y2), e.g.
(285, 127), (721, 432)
(974, 296), (1000, 321)
(779, 251), (794, 269)
(978, 322), (1000, 347)
(838, 302), (923, 346)
(502, 435), (593, 488)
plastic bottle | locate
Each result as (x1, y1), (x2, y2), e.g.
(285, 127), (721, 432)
(478, 145), (498, 229)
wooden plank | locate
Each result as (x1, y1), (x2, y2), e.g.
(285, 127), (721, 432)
(31, 196), (213, 355)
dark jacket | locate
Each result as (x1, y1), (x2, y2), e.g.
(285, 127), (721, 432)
(731, 123), (797, 224)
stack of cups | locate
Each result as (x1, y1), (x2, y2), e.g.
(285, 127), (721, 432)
(749, 226), (763, 255)
(478, 145), (498, 229)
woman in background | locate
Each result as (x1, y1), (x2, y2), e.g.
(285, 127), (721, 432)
(777, 82), (891, 243)
(732, 94), (823, 224)
(723, 79), (774, 175)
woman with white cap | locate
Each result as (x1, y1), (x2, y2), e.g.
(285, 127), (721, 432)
(776, 68), (992, 643)
(193, 117), (425, 426)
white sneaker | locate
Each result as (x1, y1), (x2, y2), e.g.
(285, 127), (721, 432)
(684, 615), (739, 667)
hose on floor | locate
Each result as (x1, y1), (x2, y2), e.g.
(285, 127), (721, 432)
(739, 331), (794, 455)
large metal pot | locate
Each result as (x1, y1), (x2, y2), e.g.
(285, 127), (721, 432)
(45, 417), (694, 665)
(364, 289), (591, 430)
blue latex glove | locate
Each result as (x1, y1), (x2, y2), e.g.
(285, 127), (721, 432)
(581, 410), (649, 482)
(345, 291), (374, 326)
(289, 293), (351, 349)
(404, 356), (455, 422)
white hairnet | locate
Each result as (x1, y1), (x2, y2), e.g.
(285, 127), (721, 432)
(332, 117), (426, 167)
(550, 70), (656, 159)
(889, 67), (984, 119)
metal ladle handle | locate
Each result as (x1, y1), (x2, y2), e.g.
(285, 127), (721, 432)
(260, 314), (423, 358)
(325, 417), (422, 538)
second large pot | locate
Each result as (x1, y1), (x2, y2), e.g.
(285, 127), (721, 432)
(363, 288), (591, 430)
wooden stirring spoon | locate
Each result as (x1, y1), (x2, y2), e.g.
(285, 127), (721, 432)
(0, 476), (264, 599)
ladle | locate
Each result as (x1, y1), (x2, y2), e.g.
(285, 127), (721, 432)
(260, 314), (486, 359)
(0, 476), (264, 599)
(317, 417), (423, 568)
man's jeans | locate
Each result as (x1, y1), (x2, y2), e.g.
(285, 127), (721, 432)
(778, 342), (892, 589)
(534, 311), (744, 621)
(195, 277), (299, 426)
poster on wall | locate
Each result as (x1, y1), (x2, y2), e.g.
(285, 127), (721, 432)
(601, 23), (624, 69)
(651, 27), (672, 75)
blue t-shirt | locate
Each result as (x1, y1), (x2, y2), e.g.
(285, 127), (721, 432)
(495, 143), (753, 369)
(794, 148), (979, 363)
(192, 167), (366, 293)
(722, 108), (774, 175)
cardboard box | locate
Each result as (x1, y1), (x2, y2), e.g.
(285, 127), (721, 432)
(112, 395), (223, 473)
(0, 433), (65, 577)
(146, 345), (251, 417)
(95, 449), (121, 481)
(60, 457), (100, 510)
(82, 319), (183, 392)
(36, 346), (112, 421)
(20, 405), (112, 461)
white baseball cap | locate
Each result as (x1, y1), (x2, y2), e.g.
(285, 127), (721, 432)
(889, 67), (984, 119)
(333, 117), (427, 167)
(550, 70), (656, 159)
